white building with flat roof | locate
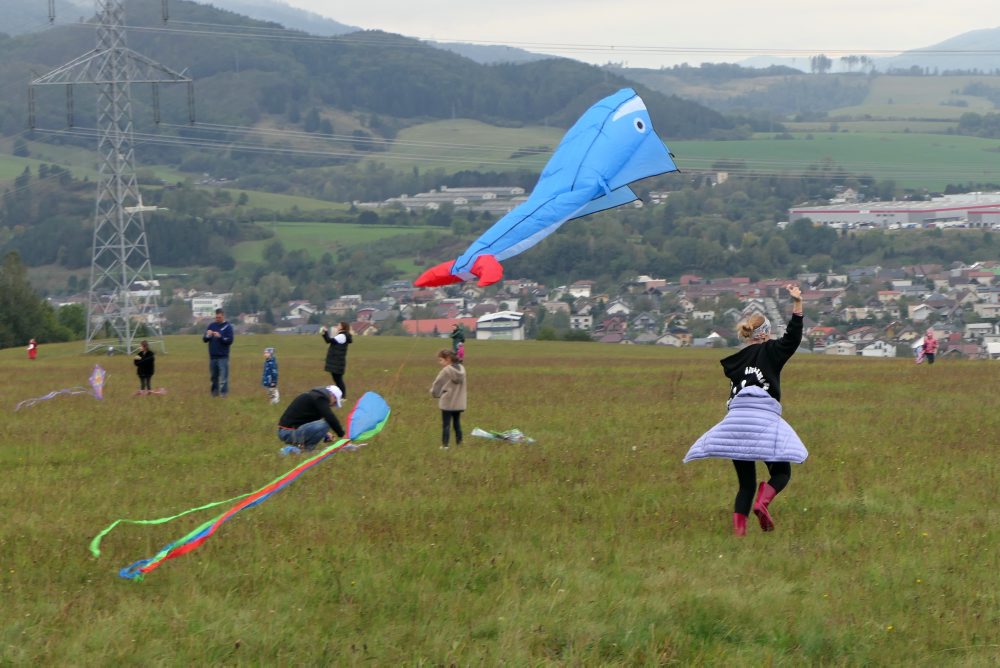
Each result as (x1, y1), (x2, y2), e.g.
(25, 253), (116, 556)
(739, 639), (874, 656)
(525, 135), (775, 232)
(790, 193), (1000, 229)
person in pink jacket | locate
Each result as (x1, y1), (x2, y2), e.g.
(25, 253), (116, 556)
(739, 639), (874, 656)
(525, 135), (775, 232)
(921, 329), (938, 364)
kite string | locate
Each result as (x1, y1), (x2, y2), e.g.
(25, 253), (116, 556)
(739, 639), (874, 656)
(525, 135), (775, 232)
(384, 332), (423, 395)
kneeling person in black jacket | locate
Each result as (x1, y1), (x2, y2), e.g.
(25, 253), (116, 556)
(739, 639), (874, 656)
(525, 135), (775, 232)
(277, 385), (346, 451)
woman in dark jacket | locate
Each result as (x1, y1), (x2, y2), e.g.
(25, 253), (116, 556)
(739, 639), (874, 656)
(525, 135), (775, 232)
(321, 321), (352, 398)
(133, 340), (155, 395)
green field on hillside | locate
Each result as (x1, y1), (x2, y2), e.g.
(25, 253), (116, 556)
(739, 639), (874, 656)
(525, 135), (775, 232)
(784, 120), (955, 133)
(669, 131), (1000, 189)
(230, 221), (442, 263)
(360, 119), (564, 174)
(840, 75), (1000, 118)
(3, 336), (999, 664)
(222, 190), (349, 214)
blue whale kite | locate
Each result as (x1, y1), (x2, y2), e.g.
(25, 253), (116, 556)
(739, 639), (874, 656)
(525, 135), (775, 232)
(414, 88), (678, 287)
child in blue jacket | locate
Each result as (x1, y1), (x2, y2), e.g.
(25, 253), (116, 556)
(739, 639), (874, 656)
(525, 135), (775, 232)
(262, 347), (279, 404)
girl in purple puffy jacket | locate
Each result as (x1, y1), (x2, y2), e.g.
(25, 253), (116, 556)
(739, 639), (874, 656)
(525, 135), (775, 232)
(693, 284), (805, 536)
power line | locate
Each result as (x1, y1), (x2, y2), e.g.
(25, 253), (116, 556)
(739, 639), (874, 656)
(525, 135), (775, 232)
(59, 21), (1000, 59)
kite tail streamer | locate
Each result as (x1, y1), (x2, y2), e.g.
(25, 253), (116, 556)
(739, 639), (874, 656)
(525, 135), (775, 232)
(15, 366), (107, 411)
(15, 387), (89, 411)
(91, 392), (390, 582)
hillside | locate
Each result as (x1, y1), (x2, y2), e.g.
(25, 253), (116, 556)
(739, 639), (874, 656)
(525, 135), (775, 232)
(0, 1), (733, 145)
(618, 64), (1000, 119)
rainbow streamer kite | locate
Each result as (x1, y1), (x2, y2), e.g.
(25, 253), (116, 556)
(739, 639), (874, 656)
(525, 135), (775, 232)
(90, 391), (390, 581)
(15, 364), (106, 411)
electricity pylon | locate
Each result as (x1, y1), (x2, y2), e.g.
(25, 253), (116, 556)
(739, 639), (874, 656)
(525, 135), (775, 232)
(29, 0), (193, 353)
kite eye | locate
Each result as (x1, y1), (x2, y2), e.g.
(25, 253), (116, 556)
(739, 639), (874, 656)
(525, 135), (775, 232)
(633, 118), (647, 133)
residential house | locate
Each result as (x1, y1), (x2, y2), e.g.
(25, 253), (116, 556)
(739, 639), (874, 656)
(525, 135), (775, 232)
(908, 303), (934, 322)
(860, 340), (896, 358)
(605, 299), (632, 316)
(942, 343), (982, 359)
(964, 322), (995, 340)
(568, 280), (594, 298)
(825, 273), (848, 286)
(595, 316), (628, 337)
(190, 294), (231, 318)
(655, 332), (685, 347)
(630, 312), (659, 333)
(401, 317), (478, 337)
(476, 311), (525, 341)
(825, 341), (858, 356)
(570, 314), (593, 331)
(877, 290), (901, 303)
(840, 306), (871, 322)
(352, 322), (379, 336)
(973, 303), (1000, 319)
(846, 325), (879, 344)
(541, 300), (571, 314)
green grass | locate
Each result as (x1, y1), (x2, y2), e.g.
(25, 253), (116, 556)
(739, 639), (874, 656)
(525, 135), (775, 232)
(0, 154), (66, 181)
(230, 221), (442, 263)
(785, 120), (956, 133)
(2, 336), (1000, 663)
(360, 119), (565, 174)
(843, 75), (1000, 117)
(222, 190), (350, 213)
(669, 131), (1000, 189)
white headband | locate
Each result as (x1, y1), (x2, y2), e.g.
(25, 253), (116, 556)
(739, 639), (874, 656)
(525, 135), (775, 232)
(750, 318), (771, 339)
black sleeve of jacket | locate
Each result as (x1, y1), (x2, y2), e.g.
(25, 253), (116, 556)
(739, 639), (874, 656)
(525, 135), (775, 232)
(771, 313), (803, 362)
(315, 395), (345, 437)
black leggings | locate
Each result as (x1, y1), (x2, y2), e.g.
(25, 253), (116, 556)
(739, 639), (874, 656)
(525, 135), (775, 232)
(139, 375), (152, 391)
(330, 372), (346, 399)
(441, 410), (463, 446)
(732, 460), (790, 515)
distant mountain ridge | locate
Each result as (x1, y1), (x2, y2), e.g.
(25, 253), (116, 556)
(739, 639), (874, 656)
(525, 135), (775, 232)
(0, 0), (88, 35)
(739, 27), (1000, 73)
(204, 0), (358, 36)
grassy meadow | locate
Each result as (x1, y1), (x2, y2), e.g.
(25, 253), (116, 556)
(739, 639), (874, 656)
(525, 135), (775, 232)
(359, 119), (564, 174)
(2, 335), (1000, 664)
(230, 221), (442, 263)
(669, 131), (1000, 190)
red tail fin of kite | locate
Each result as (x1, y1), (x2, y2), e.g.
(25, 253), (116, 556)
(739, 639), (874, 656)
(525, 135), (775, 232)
(414, 261), (463, 287)
(471, 254), (503, 287)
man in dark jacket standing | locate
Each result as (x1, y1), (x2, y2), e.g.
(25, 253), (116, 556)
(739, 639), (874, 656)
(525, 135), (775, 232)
(203, 308), (234, 397)
(276, 385), (346, 452)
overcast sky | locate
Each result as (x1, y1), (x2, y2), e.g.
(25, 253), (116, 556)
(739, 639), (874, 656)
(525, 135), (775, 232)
(282, 1), (998, 68)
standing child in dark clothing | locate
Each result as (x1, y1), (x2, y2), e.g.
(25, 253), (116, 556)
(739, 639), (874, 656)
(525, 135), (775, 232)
(321, 321), (352, 398)
(262, 347), (279, 404)
(133, 340), (155, 395)
(431, 349), (467, 450)
(684, 284), (808, 536)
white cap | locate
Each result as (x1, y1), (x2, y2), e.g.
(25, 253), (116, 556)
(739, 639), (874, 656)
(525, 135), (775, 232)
(324, 385), (343, 407)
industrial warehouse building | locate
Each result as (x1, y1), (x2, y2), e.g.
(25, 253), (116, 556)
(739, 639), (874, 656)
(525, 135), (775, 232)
(789, 192), (1000, 230)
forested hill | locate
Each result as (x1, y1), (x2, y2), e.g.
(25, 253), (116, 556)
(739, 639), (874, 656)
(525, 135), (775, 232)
(0, 0), (735, 138)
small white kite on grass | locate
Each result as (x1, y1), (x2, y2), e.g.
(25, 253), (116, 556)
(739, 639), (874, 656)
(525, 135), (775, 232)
(471, 428), (536, 444)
